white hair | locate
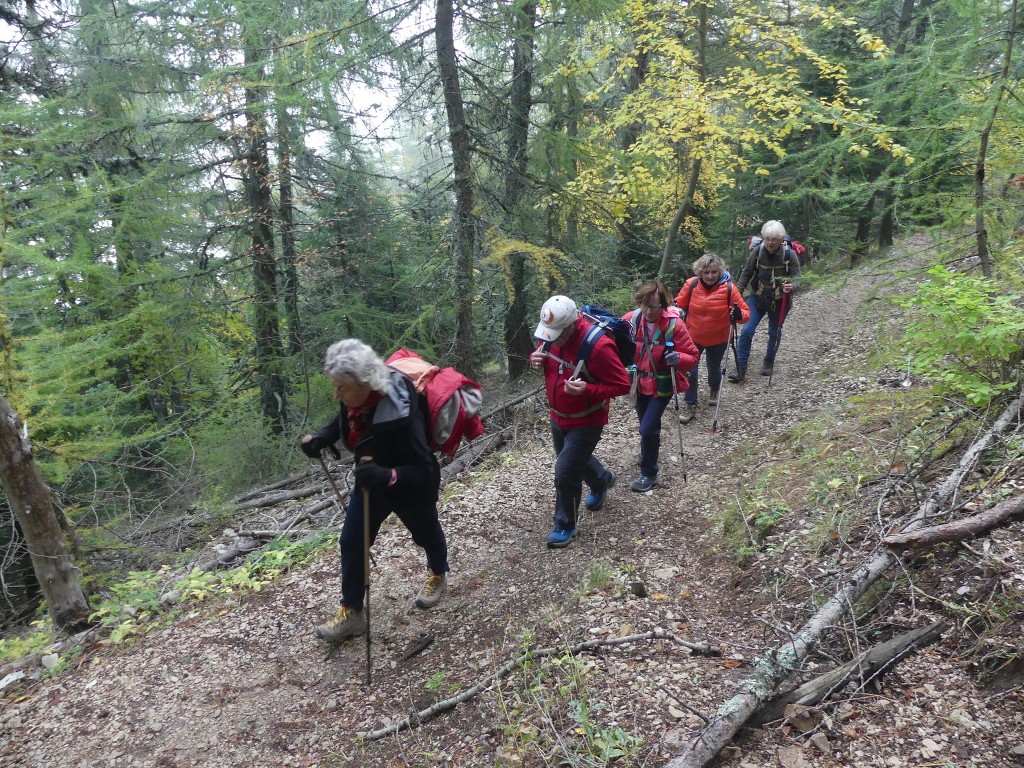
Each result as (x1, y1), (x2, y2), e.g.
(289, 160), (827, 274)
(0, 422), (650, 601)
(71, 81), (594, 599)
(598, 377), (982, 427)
(761, 220), (787, 239)
(323, 339), (391, 395)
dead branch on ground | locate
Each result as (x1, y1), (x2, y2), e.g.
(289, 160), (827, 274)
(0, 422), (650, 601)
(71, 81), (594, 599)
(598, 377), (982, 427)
(358, 628), (721, 741)
(882, 493), (1024, 550)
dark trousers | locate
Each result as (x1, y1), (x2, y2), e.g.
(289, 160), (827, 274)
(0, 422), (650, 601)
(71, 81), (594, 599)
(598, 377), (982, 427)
(634, 393), (670, 477)
(737, 297), (782, 365)
(338, 488), (448, 610)
(550, 420), (608, 531)
(685, 342), (728, 405)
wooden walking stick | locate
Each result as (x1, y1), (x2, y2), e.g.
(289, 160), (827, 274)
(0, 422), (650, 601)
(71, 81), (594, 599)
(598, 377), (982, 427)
(360, 455), (374, 686)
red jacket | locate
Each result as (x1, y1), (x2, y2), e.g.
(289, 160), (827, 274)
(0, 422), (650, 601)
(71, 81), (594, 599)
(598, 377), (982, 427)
(540, 317), (632, 428)
(622, 307), (699, 395)
(675, 275), (750, 347)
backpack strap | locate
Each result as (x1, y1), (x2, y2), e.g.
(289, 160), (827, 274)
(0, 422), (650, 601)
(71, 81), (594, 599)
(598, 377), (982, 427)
(575, 322), (605, 381)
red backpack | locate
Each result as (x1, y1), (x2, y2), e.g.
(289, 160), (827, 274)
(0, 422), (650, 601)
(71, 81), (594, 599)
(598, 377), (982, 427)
(385, 349), (485, 457)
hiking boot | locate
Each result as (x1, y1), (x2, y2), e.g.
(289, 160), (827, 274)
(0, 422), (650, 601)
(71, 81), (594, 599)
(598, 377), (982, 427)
(760, 358), (774, 376)
(708, 389), (720, 406)
(415, 571), (447, 609)
(630, 474), (657, 492)
(679, 404), (697, 424)
(546, 527), (576, 548)
(584, 471), (616, 510)
(727, 363), (747, 383)
(315, 605), (366, 643)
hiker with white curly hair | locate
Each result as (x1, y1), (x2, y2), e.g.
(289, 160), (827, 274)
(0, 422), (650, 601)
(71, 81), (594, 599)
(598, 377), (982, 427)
(730, 220), (801, 382)
(300, 338), (449, 643)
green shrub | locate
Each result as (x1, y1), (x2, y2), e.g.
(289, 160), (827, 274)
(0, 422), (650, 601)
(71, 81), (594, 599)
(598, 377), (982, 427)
(898, 265), (1024, 406)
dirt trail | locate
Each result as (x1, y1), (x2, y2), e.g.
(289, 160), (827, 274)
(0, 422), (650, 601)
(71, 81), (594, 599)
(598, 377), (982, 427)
(3, 235), (1020, 768)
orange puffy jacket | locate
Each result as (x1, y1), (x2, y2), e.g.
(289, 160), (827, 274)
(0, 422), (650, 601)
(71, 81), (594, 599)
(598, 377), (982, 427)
(674, 275), (750, 347)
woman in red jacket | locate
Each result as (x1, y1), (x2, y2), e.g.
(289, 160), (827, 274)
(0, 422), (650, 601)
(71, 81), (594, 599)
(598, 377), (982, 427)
(674, 254), (750, 424)
(622, 280), (698, 492)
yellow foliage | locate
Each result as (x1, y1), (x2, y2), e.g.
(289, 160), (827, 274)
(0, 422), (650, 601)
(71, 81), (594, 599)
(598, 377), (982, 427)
(481, 229), (567, 300)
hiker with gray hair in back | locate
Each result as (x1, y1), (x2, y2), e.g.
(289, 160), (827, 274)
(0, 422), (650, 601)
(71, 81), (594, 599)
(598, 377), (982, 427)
(675, 253), (749, 422)
(729, 220), (801, 382)
(300, 338), (449, 643)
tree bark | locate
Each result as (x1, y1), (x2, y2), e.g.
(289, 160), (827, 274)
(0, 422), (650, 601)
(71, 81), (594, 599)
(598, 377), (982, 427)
(750, 620), (947, 725)
(243, 31), (288, 434)
(974, 0), (1016, 278)
(883, 493), (1024, 550)
(503, 0), (537, 381)
(0, 395), (89, 631)
(658, 1), (706, 279)
(436, 0), (476, 375)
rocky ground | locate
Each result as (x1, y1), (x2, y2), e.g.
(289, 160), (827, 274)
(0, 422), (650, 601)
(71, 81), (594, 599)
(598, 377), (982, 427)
(1, 234), (1022, 768)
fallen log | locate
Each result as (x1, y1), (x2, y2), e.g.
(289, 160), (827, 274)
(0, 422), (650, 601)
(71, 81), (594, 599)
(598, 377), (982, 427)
(233, 484), (323, 512)
(750, 619), (948, 726)
(664, 392), (1023, 768)
(229, 469), (316, 504)
(882, 493), (1024, 550)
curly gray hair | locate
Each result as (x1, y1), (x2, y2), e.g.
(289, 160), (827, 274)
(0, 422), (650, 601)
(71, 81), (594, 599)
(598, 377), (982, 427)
(761, 220), (787, 240)
(323, 339), (391, 395)
(692, 252), (726, 274)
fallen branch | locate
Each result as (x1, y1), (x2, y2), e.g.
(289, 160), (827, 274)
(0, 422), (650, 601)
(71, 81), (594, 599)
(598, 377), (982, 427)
(233, 484), (323, 512)
(229, 469), (316, 504)
(750, 619), (948, 725)
(882, 493), (1024, 550)
(664, 393), (1023, 768)
(358, 628), (720, 741)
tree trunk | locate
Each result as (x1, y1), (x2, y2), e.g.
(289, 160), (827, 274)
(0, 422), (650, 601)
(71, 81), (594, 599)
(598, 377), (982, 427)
(436, 0), (476, 375)
(658, 1), (706, 279)
(243, 34), (288, 433)
(851, 190), (876, 266)
(503, 0), (537, 381)
(616, 47), (649, 270)
(276, 100), (303, 356)
(883, 493), (1024, 550)
(0, 395), (89, 631)
(974, 0), (1016, 279)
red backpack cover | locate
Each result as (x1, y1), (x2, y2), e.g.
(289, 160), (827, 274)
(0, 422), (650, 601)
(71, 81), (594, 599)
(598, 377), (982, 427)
(385, 349), (485, 457)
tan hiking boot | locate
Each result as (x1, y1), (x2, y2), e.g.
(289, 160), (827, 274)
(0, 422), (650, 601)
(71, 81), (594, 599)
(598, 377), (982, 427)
(679, 404), (697, 424)
(415, 571), (447, 609)
(315, 605), (366, 643)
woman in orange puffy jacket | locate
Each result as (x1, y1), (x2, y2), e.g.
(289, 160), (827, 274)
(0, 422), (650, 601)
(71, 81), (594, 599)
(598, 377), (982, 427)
(621, 280), (698, 492)
(674, 253), (750, 424)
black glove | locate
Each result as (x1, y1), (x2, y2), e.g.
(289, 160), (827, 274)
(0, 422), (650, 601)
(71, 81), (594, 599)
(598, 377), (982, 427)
(730, 304), (742, 322)
(663, 350), (680, 367)
(300, 435), (340, 459)
(354, 460), (392, 490)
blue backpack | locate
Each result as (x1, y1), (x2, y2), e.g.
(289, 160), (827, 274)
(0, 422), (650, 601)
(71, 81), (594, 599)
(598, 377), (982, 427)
(578, 305), (636, 370)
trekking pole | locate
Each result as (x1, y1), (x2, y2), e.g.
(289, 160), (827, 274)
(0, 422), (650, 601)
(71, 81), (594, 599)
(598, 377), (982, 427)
(767, 292), (791, 390)
(710, 359), (727, 434)
(729, 314), (740, 375)
(317, 454), (346, 513)
(359, 455), (374, 686)
(664, 341), (687, 484)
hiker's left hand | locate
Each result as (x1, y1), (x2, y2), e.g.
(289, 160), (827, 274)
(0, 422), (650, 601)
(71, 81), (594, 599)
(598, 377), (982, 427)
(563, 378), (586, 395)
(663, 351), (680, 367)
(782, 282), (793, 294)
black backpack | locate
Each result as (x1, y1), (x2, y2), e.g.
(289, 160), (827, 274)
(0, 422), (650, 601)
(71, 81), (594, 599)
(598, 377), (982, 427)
(577, 305), (636, 370)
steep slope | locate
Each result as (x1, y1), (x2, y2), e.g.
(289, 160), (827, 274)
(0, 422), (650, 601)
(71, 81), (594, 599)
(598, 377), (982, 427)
(2, 235), (1021, 768)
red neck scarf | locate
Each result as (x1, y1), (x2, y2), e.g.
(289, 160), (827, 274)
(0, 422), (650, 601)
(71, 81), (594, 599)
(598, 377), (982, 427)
(346, 392), (383, 449)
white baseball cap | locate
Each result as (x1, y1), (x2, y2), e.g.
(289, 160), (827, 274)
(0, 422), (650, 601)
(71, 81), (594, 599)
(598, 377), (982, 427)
(534, 295), (577, 342)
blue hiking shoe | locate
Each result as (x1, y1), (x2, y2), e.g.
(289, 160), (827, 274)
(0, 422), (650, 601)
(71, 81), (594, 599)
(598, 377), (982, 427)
(546, 528), (576, 549)
(584, 471), (616, 510)
(630, 474), (657, 492)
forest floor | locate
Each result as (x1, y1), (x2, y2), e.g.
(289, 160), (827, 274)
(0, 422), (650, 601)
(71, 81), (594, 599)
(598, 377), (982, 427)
(2, 234), (1023, 768)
